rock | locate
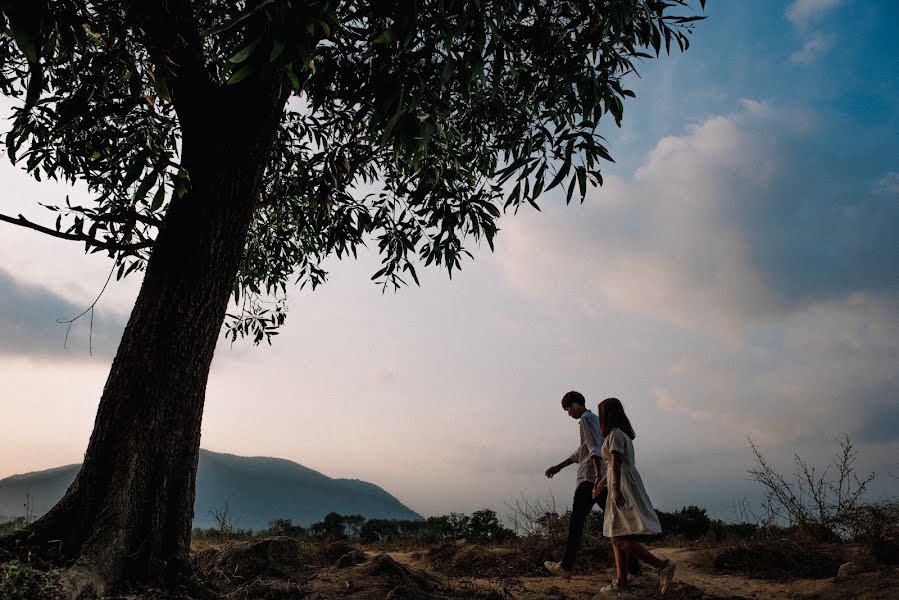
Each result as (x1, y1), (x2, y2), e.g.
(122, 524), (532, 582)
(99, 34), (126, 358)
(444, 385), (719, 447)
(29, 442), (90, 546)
(322, 540), (360, 564)
(358, 554), (437, 592)
(335, 550), (367, 568)
(836, 561), (862, 579)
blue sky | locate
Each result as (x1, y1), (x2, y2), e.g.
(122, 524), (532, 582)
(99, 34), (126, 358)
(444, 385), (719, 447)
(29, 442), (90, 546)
(1, 0), (897, 521)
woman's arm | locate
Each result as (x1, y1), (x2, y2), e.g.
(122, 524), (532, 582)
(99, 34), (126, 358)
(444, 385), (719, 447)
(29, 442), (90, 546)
(591, 475), (607, 499)
(611, 451), (625, 507)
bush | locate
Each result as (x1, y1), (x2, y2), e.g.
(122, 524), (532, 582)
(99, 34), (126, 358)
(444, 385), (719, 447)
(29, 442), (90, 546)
(843, 500), (899, 564)
(0, 561), (63, 600)
(0, 518), (27, 538)
(708, 519), (758, 543)
(713, 537), (843, 580)
(657, 506), (712, 541)
(262, 518), (307, 538)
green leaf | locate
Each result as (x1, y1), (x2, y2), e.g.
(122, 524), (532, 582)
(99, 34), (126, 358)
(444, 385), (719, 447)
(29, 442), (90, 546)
(227, 64), (257, 85)
(134, 171), (159, 204)
(269, 36), (287, 62)
(150, 184), (166, 211)
(576, 166), (587, 199)
(373, 29), (394, 44)
(284, 65), (301, 91)
(152, 73), (171, 101)
(546, 157), (571, 191)
(201, 0), (278, 37)
(229, 36), (261, 64)
(8, 15), (40, 63)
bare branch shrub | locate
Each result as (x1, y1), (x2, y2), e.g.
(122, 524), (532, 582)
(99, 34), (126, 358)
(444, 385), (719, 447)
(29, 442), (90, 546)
(209, 499), (239, 539)
(504, 492), (565, 545)
(748, 435), (877, 541)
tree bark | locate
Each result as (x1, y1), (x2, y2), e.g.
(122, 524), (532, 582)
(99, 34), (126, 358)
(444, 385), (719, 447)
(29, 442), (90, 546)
(2, 80), (290, 594)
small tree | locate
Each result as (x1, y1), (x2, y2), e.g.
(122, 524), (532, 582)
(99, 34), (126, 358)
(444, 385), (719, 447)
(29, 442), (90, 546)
(0, 0), (705, 592)
(265, 518), (307, 538)
(467, 509), (515, 543)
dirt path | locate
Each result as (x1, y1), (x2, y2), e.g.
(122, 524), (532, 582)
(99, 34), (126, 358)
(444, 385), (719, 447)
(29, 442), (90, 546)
(383, 546), (899, 599)
(652, 546), (826, 598)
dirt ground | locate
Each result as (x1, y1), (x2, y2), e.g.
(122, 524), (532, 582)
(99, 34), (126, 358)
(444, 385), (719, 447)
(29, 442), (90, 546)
(376, 546), (898, 599)
(188, 537), (898, 600)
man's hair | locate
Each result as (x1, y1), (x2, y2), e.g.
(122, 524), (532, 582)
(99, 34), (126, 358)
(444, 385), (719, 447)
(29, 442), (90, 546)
(561, 390), (586, 409)
(597, 397), (636, 439)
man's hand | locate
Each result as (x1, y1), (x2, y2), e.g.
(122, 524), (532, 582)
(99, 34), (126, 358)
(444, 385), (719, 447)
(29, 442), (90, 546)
(545, 465), (560, 478)
(592, 478), (606, 499)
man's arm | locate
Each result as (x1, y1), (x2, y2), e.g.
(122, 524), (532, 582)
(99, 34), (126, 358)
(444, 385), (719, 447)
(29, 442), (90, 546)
(545, 456), (575, 478)
(583, 415), (605, 477)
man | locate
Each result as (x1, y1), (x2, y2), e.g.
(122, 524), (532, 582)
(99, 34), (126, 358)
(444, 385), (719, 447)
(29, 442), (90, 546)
(543, 390), (640, 578)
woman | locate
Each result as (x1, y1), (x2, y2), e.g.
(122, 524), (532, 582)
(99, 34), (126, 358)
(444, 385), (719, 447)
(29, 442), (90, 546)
(592, 397), (675, 595)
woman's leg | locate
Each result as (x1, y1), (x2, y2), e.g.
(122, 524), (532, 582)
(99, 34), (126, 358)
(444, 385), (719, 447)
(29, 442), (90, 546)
(610, 537), (629, 585)
(614, 537), (666, 569)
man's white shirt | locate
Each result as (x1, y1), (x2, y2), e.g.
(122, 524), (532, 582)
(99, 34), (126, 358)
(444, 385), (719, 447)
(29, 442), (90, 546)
(568, 409), (605, 485)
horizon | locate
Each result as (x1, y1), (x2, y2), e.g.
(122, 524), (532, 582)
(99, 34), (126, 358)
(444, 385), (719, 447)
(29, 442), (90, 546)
(1, 0), (898, 522)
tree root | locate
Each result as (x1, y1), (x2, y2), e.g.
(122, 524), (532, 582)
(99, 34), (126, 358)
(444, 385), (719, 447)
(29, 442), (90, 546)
(58, 564), (107, 599)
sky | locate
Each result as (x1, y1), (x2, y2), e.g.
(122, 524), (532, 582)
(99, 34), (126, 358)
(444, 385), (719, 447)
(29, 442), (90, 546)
(1, 0), (897, 522)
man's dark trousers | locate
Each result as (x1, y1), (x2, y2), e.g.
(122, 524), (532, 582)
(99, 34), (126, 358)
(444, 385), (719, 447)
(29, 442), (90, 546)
(560, 481), (641, 574)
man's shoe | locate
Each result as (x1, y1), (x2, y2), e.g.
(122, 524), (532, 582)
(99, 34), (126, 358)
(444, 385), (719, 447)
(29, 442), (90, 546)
(543, 561), (571, 578)
(657, 560), (676, 596)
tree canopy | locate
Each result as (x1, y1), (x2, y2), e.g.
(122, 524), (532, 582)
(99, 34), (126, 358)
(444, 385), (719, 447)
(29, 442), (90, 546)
(1, 0), (704, 343)
(0, 1), (706, 593)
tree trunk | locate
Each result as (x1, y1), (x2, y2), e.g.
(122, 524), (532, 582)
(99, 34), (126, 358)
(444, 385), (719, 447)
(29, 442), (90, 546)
(3, 82), (289, 594)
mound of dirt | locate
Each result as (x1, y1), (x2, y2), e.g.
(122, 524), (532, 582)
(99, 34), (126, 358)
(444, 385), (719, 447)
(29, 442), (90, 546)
(309, 552), (506, 600)
(712, 538), (844, 581)
(425, 537), (614, 578)
(194, 536), (310, 591)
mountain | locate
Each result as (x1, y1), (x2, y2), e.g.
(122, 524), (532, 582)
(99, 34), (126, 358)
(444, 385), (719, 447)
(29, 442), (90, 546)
(0, 449), (420, 530)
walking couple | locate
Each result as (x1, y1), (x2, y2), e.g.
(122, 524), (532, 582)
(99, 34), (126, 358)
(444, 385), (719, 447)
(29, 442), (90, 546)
(544, 391), (675, 596)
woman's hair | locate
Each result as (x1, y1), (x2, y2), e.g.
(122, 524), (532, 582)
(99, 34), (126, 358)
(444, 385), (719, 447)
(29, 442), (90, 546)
(561, 390), (586, 409)
(597, 397), (636, 439)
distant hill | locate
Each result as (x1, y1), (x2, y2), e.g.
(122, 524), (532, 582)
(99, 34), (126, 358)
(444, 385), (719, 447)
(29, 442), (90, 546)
(0, 449), (420, 530)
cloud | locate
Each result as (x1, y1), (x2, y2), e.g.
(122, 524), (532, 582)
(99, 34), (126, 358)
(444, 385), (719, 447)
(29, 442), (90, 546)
(877, 171), (899, 195)
(498, 101), (898, 333)
(493, 101), (899, 446)
(790, 32), (835, 63)
(786, 0), (846, 26)
(0, 267), (126, 358)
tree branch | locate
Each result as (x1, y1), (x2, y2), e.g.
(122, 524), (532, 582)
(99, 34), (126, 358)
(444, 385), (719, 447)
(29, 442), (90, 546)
(0, 212), (155, 252)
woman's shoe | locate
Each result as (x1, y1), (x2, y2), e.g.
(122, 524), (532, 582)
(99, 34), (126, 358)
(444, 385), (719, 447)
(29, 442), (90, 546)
(599, 578), (628, 593)
(657, 560), (676, 596)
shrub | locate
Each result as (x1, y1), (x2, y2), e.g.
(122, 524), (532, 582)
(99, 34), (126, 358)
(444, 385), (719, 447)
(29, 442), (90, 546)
(713, 536), (843, 580)
(843, 500), (899, 564)
(748, 435), (876, 542)
(657, 506), (712, 541)
(263, 518), (307, 538)
(708, 519), (758, 543)
(0, 561), (63, 600)
(0, 518), (27, 538)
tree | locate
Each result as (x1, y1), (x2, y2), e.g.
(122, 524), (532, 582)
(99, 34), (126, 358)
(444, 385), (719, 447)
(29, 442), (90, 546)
(0, 0), (705, 594)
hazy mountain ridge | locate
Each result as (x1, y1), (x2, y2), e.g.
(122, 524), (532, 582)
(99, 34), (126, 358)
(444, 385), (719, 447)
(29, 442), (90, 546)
(0, 450), (420, 529)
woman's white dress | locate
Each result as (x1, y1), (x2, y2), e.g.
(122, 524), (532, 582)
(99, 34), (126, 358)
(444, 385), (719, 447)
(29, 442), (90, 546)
(601, 428), (662, 537)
